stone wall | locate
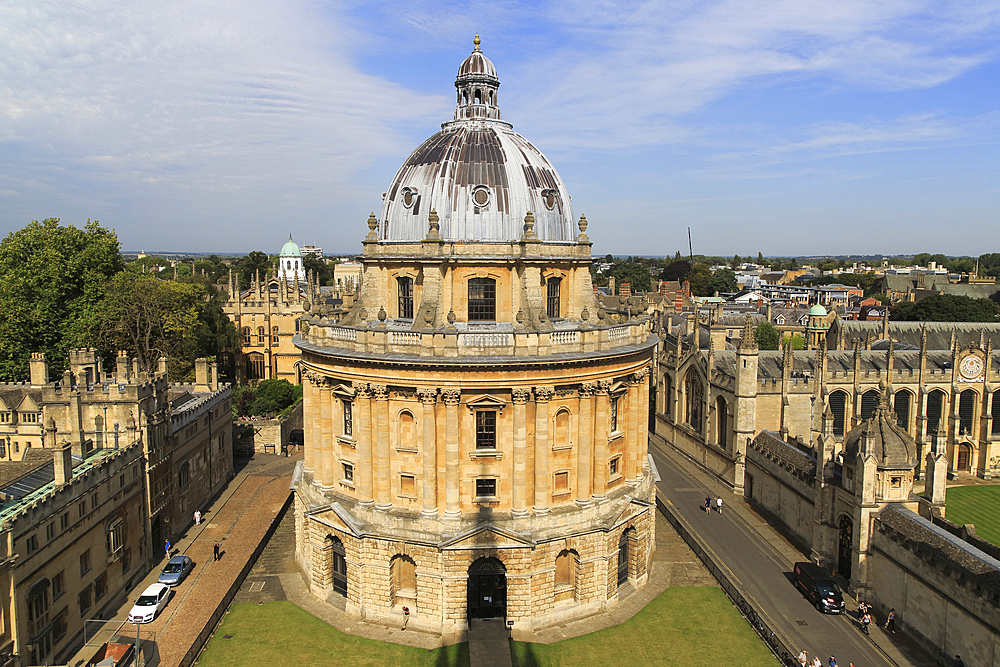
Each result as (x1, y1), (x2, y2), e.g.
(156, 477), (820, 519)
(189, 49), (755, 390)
(744, 432), (817, 549)
(870, 507), (1000, 666)
(235, 400), (303, 455)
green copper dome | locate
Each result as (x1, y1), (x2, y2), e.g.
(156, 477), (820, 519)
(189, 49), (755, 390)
(280, 236), (301, 257)
(808, 304), (827, 317)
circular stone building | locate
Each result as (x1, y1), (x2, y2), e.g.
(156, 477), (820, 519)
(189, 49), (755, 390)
(292, 37), (658, 635)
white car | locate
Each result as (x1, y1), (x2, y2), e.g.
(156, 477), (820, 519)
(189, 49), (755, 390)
(128, 583), (171, 624)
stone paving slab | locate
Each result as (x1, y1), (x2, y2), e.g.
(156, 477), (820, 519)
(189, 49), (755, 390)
(66, 453), (297, 667)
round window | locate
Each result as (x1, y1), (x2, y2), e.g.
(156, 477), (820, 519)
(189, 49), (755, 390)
(473, 187), (491, 207)
(543, 189), (556, 210)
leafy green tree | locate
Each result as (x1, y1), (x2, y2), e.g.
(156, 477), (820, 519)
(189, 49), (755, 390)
(0, 218), (124, 381)
(231, 379), (302, 418)
(303, 255), (334, 286)
(709, 268), (738, 295)
(891, 294), (999, 322)
(608, 262), (652, 294)
(979, 253), (1000, 278)
(96, 270), (239, 381)
(754, 322), (780, 350)
(687, 263), (713, 297)
(236, 251), (272, 287)
(659, 260), (691, 282)
(783, 333), (805, 350)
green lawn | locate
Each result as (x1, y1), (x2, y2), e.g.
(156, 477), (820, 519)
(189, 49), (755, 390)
(511, 587), (776, 667)
(945, 485), (1000, 546)
(196, 602), (470, 667)
(197, 587), (776, 667)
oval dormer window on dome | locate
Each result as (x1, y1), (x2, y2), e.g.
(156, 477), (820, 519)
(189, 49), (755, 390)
(402, 187), (416, 208)
(542, 189), (557, 210)
(472, 186), (491, 211)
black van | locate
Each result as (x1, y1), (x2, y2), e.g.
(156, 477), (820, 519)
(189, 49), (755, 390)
(792, 562), (845, 614)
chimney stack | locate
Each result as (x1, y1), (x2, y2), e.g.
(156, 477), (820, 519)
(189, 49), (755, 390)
(29, 353), (49, 387)
(54, 442), (73, 487)
(194, 358), (210, 392)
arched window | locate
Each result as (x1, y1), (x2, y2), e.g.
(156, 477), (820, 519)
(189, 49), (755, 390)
(554, 549), (578, 602)
(617, 529), (633, 586)
(829, 391), (847, 437)
(927, 390), (945, 438)
(242, 327), (251, 345)
(992, 390), (1000, 436)
(959, 389), (977, 436)
(257, 327), (265, 344)
(684, 370), (703, 432)
(247, 353), (265, 380)
(474, 88), (482, 104)
(554, 409), (570, 448)
(546, 278), (561, 319)
(397, 277), (414, 319)
(716, 396), (728, 448)
(468, 278), (496, 321)
(271, 326), (279, 345)
(893, 391), (912, 431)
(390, 554), (416, 606)
(399, 411), (414, 449)
(663, 375), (672, 418)
(860, 390), (879, 421)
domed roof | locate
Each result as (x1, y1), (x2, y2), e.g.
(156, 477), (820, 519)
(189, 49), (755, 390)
(280, 236), (301, 257)
(378, 38), (575, 243)
(843, 387), (916, 470)
(458, 35), (497, 79)
(809, 304), (827, 317)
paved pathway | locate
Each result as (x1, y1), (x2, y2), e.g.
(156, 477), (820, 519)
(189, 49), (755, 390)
(649, 433), (939, 667)
(66, 453), (297, 667)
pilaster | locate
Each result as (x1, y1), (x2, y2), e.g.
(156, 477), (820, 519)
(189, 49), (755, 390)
(373, 384), (391, 510)
(576, 383), (595, 504)
(511, 388), (531, 517)
(418, 387), (438, 517)
(356, 384), (374, 505)
(442, 388), (462, 519)
(533, 386), (553, 514)
(592, 381), (610, 501)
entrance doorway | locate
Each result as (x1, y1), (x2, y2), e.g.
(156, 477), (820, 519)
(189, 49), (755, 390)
(326, 536), (347, 597)
(467, 557), (506, 620)
(617, 531), (632, 586)
(837, 515), (853, 579)
(957, 443), (972, 472)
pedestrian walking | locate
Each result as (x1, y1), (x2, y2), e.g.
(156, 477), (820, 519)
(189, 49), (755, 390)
(952, 655), (964, 667)
(829, 656), (837, 667)
(165, 539), (171, 556)
(705, 496), (712, 512)
(716, 497), (723, 514)
(861, 611), (871, 635)
(812, 657), (822, 667)
(214, 541), (221, 561)
(884, 608), (896, 632)
(797, 649), (808, 666)
(194, 509), (202, 526)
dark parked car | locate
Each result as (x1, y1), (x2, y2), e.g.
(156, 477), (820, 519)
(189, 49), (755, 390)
(158, 554), (194, 586)
(792, 561), (845, 614)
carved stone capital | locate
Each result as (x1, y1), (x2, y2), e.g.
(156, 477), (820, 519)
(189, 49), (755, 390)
(594, 380), (612, 395)
(371, 384), (388, 400)
(534, 386), (555, 402)
(511, 388), (531, 404)
(632, 366), (650, 384)
(354, 383), (372, 399)
(417, 387), (438, 404)
(441, 388), (462, 405)
(578, 382), (598, 397)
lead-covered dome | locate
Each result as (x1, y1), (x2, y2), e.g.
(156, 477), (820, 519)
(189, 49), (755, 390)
(378, 37), (575, 243)
(843, 386), (916, 470)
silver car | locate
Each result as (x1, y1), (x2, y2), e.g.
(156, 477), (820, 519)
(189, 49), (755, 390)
(157, 555), (194, 586)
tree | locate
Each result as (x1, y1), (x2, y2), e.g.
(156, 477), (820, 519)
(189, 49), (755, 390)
(708, 268), (737, 295)
(236, 251), (272, 287)
(687, 263), (713, 297)
(891, 294), (999, 322)
(659, 260), (691, 282)
(231, 379), (302, 418)
(783, 333), (805, 350)
(0, 218), (124, 381)
(754, 322), (780, 350)
(96, 270), (239, 381)
(608, 262), (652, 294)
(303, 254), (334, 286)
(979, 253), (1000, 278)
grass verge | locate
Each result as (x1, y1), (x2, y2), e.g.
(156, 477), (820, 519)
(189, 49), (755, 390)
(944, 485), (1000, 546)
(510, 587), (776, 667)
(196, 601), (469, 667)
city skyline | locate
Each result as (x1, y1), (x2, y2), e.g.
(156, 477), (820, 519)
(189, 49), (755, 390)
(2, 0), (998, 256)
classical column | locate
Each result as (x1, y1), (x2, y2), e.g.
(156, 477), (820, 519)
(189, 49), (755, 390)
(576, 383), (596, 505)
(511, 388), (531, 517)
(319, 379), (334, 489)
(355, 384), (374, 505)
(626, 376), (640, 482)
(533, 386), (554, 514)
(442, 388), (462, 519)
(372, 384), (391, 510)
(637, 367), (651, 473)
(303, 373), (316, 475)
(592, 381), (610, 500)
(418, 387), (438, 517)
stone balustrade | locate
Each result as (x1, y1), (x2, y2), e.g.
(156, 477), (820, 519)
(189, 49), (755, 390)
(297, 318), (653, 359)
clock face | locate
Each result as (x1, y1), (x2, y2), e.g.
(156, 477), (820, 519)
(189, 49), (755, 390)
(960, 355), (984, 380)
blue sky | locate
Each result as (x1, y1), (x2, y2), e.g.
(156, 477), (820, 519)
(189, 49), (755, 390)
(1, 0), (998, 257)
